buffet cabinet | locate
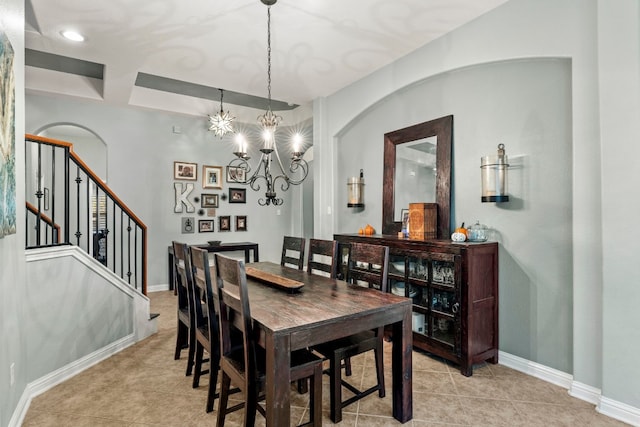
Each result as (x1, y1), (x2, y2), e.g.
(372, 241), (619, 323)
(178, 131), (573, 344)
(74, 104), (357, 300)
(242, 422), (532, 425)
(334, 233), (499, 376)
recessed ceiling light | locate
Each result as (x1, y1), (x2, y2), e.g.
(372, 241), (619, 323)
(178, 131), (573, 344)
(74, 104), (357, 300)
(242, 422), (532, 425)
(60, 30), (85, 42)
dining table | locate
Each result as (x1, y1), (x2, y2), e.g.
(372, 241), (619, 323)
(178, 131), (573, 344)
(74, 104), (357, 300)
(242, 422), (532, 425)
(241, 261), (413, 426)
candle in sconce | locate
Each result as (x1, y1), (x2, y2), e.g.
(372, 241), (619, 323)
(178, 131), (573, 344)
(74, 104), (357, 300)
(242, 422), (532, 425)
(292, 133), (302, 153)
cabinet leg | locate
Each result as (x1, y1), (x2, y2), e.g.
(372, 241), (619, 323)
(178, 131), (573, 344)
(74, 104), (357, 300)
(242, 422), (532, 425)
(460, 366), (473, 377)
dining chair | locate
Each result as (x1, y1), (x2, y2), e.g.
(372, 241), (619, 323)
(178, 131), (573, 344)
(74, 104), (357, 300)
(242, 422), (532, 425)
(189, 246), (220, 413)
(213, 254), (323, 427)
(306, 238), (338, 278)
(172, 241), (197, 376)
(312, 241), (390, 423)
(281, 236), (306, 270)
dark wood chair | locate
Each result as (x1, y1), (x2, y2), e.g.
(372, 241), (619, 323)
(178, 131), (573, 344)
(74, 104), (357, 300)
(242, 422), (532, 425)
(281, 236), (306, 270)
(306, 238), (338, 278)
(172, 241), (196, 376)
(190, 246), (220, 413)
(312, 242), (390, 423)
(214, 254), (323, 427)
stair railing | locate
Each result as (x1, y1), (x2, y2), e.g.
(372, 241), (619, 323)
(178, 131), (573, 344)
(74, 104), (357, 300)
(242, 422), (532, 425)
(25, 134), (147, 294)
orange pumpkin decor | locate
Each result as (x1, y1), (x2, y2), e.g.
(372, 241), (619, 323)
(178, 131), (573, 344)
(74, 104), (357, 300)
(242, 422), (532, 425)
(364, 224), (375, 235)
(455, 222), (468, 238)
(358, 228), (364, 235)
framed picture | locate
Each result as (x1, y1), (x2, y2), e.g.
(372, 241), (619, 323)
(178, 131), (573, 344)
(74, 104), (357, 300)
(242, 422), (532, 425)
(227, 166), (246, 183)
(201, 193), (219, 208)
(199, 219), (214, 233)
(235, 215), (247, 231)
(401, 209), (410, 234)
(229, 188), (246, 203)
(202, 165), (223, 189)
(219, 215), (231, 231)
(174, 161), (197, 181)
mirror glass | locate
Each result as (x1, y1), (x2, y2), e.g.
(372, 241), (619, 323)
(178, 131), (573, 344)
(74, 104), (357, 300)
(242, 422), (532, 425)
(382, 115), (452, 239)
(394, 136), (437, 221)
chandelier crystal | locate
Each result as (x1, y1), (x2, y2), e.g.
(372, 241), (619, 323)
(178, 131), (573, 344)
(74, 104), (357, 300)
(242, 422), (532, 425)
(208, 89), (235, 138)
(226, 0), (308, 206)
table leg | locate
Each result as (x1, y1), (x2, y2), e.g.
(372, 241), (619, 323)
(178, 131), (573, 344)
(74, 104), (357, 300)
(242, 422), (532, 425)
(253, 245), (259, 262)
(265, 332), (291, 426)
(244, 249), (250, 263)
(392, 307), (413, 422)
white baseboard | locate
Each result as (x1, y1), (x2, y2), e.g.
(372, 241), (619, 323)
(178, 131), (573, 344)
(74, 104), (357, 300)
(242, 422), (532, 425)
(569, 381), (601, 405)
(498, 350), (573, 389)
(598, 396), (640, 427)
(499, 351), (640, 427)
(8, 334), (135, 427)
(147, 283), (170, 292)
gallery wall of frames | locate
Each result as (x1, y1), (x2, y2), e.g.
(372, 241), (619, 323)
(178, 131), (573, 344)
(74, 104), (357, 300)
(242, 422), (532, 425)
(173, 161), (248, 234)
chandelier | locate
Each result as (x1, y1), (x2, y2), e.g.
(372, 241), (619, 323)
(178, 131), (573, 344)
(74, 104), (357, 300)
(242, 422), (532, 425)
(208, 89), (235, 138)
(226, 0), (308, 206)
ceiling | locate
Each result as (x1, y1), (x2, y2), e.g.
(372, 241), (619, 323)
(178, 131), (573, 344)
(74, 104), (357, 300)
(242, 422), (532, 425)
(25, 0), (508, 120)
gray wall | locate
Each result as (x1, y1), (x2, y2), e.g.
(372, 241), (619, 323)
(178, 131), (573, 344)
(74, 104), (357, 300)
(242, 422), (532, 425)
(0, 0), (25, 425)
(25, 94), (307, 286)
(314, 0), (640, 413)
(25, 249), (134, 381)
(335, 59), (573, 373)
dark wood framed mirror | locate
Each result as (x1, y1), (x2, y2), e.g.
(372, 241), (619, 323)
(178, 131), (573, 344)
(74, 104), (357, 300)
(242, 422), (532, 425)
(382, 115), (453, 239)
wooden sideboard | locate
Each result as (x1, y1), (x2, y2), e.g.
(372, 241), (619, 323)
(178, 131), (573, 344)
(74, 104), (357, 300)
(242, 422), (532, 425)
(334, 233), (498, 376)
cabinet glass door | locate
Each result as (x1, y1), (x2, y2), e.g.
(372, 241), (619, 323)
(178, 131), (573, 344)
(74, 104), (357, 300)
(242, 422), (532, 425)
(430, 258), (458, 347)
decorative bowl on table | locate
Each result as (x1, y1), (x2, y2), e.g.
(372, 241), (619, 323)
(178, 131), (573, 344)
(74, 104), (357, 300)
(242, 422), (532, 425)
(207, 240), (221, 246)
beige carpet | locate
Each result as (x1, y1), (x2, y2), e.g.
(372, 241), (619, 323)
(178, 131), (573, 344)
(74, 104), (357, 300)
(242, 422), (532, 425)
(23, 291), (627, 426)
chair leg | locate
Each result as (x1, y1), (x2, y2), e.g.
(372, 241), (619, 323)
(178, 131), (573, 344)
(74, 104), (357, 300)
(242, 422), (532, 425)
(374, 345), (385, 398)
(310, 363), (323, 427)
(192, 342), (204, 388)
(216, 373), (231, 427)
(244, 387), (258, 427)
(297, 378), (308, 394)
(344, 356), (352, 376)
(185, 327), (196, 376)
(174, 321), (188, 360)
(206, 354), (220, 413)
(329, 353), (343, 423)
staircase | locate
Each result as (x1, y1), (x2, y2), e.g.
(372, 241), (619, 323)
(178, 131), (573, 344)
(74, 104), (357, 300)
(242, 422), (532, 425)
(24, 134), (147, 294)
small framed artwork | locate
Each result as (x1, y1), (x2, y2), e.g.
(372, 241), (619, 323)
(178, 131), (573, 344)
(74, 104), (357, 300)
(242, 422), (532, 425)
(202, 165), (223, 189)
(401, 209), (410, 233)
(201, 193), (219, 208)
(227, 166), (246, 183)
(174, 161), (197, 181)
(229, 188), (246, 203)
(199, 219), (214, 233)
(219, 215), (231, 231)
(235, 215), (247, 231)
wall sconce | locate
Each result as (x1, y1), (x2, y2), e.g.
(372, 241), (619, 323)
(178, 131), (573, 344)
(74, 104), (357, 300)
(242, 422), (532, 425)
(347, 169), (365, 208)
(481, 144), (509, 202)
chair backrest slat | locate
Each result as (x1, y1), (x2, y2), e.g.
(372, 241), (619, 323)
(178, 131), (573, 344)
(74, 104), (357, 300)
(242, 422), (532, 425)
(307, 238), (338, 278)
(214, 254), (258, 384)
(191, 247), (218, 349)
(346, 242), (390, 292)
(281, 236), (306, 270)
(173, 241), (196, 317)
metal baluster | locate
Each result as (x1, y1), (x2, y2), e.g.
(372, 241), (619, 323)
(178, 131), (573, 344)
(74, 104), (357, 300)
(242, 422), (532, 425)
(50, 144), (56, 244)
(126, 217), (132, 284)
(35, 143), (43, 246)
(63, 146), (70, 243)
(86, 173), (90, 254)
(120, 210), (124, 280)
(75, 166), (82, 245)
(134, 225), (138, 289)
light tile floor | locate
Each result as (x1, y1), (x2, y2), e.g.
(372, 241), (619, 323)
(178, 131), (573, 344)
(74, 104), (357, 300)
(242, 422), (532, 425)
(23, 291), (629, 426)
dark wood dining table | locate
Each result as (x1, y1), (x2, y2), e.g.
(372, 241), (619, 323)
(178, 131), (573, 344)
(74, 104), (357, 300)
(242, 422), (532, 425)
(243, 262), (413, 426)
